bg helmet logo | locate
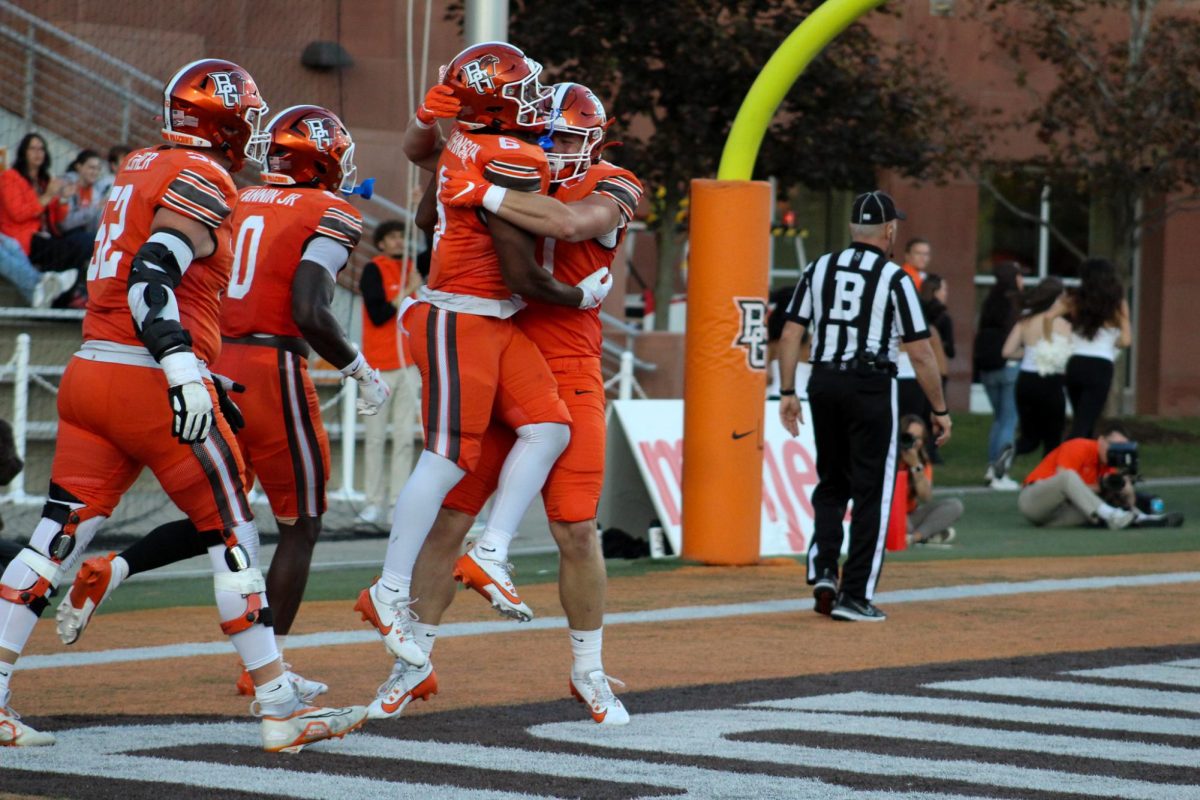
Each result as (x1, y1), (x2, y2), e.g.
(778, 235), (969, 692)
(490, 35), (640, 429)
(733, 298), (767, 371)
(208, 72), (242, 109)
(303, 118), (332, 151)
(460, 54), (500, 93)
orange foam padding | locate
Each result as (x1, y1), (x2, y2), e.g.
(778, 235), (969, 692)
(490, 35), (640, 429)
(887, 470), (909, 552)
(681, 179), (771, 565)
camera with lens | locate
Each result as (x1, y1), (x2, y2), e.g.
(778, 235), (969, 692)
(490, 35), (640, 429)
(1099, 441), (1139, 508)
(899, 431), (917, 451)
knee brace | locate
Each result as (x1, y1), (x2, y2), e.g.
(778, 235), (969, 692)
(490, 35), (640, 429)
(214, 567), (274, 635)
(0, 485), (106, 616)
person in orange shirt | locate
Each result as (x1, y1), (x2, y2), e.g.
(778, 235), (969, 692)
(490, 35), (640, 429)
(0, 61), (366, 752)
(901, 237), (930, 290)
(1018, 421), (1135, 528)
(356, 220), (423, 525)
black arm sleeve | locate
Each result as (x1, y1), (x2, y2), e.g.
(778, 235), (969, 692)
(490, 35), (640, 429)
(360, 262), (397, 327)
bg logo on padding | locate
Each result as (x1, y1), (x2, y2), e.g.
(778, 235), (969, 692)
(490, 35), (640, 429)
(733, 298), (767, 370)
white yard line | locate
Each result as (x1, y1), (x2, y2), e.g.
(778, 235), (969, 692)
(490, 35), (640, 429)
(18, 571), (1200, 671)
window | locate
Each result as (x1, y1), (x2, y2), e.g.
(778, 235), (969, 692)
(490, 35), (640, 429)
(976, 171), (1090, 281)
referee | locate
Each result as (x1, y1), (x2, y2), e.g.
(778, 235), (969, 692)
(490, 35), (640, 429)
(778, 191), (951, 622)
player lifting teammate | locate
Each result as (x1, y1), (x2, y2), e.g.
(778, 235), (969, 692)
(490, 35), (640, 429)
(55, 106), (390, 702)
(402, 83), (642, 725)
(356, 42), (615, 719)
(0, 61), (366, 751)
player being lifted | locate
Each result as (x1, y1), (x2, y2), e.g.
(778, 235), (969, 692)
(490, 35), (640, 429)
(55, 106), (390, 701)
(395, 83), (642, 725)
(0, 61), (366, 752)
(355, 43), (614, 718)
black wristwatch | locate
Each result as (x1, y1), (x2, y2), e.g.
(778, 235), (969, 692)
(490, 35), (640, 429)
(932, 408), (949, 416)
(779, 388), (796, 397)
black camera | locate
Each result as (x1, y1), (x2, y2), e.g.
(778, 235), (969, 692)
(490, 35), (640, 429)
(899, 432), (917, 451)
(1106, 441), (1139, 479)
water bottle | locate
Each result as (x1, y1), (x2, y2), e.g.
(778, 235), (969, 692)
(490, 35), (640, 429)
(1148, 496), (1165, 515)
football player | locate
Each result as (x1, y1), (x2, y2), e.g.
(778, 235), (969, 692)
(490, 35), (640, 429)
(356, 42), (613, 717)
(0, 61), (366, 752)
(55, 106), (390, 701)
(397, 83), (642, 725)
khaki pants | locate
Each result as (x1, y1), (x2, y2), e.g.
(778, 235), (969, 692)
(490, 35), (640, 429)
(908, 497), (964, 538)
(1018, 471), (1101, 527)
(363, 365), (421, 510)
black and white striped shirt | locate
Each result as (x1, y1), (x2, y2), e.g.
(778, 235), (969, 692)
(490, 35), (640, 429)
(785, 243), (929, 364)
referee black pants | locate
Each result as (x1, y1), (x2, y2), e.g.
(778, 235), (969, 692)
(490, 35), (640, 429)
(806, 368), (898, 602)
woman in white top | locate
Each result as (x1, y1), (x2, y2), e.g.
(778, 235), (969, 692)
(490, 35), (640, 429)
(1046, 259), (1131, 438)
(1002, 276), (1072, 459)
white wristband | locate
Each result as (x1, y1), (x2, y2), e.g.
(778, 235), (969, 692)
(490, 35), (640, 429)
(413, 113), (435, 130)
(482, 184), (508, 214)
(339, 350), (365, 378)
(161, 350), (203, 387)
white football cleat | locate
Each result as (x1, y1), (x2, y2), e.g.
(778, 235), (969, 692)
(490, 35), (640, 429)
(367, 658), (439, 720)
(57, 553), (122, 645)
(0, 704), (56, 747)
(453, 547), (533, 622)
(569, 670), (630, 726)
(286, 666), (328, 704)
(354, 580), (427, 666)
(257, 703), (368, 753)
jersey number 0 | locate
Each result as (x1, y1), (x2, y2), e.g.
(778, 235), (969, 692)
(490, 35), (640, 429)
(228, 215), (265, 299)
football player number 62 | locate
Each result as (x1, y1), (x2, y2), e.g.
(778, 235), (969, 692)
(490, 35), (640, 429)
(228, 215), (265, 299)
(86, 184), (134, 281)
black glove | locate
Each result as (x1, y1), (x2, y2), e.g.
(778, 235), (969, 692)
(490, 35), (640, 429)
(211, 373), (246, 434)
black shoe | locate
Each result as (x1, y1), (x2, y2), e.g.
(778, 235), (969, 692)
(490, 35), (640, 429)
(830, 594), (887, 622)
(812, 569), (837, 616)
(1133, 512), (1185, 528)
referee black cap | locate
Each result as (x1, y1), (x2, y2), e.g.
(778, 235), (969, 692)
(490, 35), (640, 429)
(851, 191), (906, 224)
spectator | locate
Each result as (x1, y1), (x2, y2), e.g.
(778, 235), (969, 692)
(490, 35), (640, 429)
(973, 261), (1024, 490)
(920, 274), (954, 462)
(355, 220), (423, 526)
(0, 134), (90, 274)
(1048, 258), (1130, 439)
(1003, 276), (1071, 460)
(901, 237), (930, 289)
(0, 233), (75, 308)
(95, 143), (132, 197)
(1017, 421), (1136, 529)
(49, 149), (104, 238)
(897, 415), (963, 546)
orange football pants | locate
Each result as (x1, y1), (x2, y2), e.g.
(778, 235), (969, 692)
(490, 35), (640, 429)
(404, 302), (570, 472)
(51, 357), (251, 532)
(444, 356), (606, 523)
(213, 342), (331, 520)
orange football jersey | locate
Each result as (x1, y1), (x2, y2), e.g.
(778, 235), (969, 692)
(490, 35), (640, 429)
(221, 186), (363, 338)
(83, 146), (238, 364)
(428, 127), (550, 300)
(518, 161), (643, 359)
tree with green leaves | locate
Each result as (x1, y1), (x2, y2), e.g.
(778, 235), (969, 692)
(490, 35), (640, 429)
(462, 1), (983, 329)
(978, 0), (1200, 273)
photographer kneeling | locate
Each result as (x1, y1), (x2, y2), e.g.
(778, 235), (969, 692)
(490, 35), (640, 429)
(898, 415), (963, 546)
(1018, 421), (1180, 529)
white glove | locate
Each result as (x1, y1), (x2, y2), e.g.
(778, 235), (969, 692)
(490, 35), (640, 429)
(162, 351), (213, 444)
(341, 352), (391, 416)
(576, 267), (612, 310)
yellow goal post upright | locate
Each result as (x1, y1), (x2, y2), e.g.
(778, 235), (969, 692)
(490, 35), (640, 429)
(682, 0), (886, 565)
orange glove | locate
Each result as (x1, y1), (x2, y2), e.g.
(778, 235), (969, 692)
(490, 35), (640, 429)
(438, 168), (501, 210)
(415, 85), (460, 127)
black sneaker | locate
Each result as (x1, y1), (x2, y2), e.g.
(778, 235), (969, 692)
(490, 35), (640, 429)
(1132, 512), (1185, 528)
(830, 594), (887, 622)
(812, 569), (838, 616)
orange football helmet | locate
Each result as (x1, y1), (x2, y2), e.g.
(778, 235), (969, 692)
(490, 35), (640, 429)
(260, 105), (357, 194)
(443, 41), (551, 132)
(543, 83), (608, 183)
(160, 58), (269, 172)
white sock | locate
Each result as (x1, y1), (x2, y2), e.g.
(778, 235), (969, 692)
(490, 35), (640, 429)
(1096, 503), (1124, 521)
(569, 627), (603, 678)
(111, 555), (130, 587)
(412, 622), (438, 656)
(275, 635), (287, 660)
(254, 674), (302, 716)
(381, 451), (465, 594)
(474, 527), (513, 562)
(376, 573), (412, 605)
(0, 661), (12, 707)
